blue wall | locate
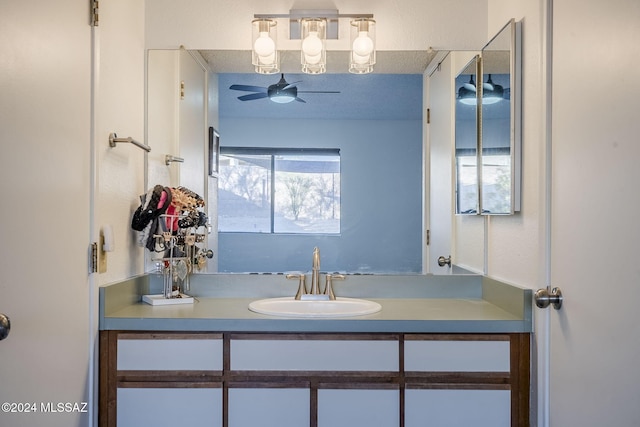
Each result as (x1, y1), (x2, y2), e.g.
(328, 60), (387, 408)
(217, 117), (423, 273)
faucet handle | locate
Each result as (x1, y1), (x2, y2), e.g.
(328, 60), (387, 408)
(324, 274), (345, 300)
(286, 273), (307, 300)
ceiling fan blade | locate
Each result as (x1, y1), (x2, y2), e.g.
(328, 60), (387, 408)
(283, 81), (302, 90)
(295, 97), (307, 103)
(230, 84), (268, 93)
(298, 91), (341, 94)
(238, 93), (269, 101)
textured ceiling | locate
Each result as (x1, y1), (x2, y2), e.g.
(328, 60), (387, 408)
(204, 50), (430, 121)
(218, 72), (424, 120)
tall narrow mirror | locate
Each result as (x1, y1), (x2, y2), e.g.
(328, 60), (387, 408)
(480, 19), (521, 214)
(454, 55), (480, 215)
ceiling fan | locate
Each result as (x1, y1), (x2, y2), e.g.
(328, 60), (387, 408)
(229, 74), (340, 104)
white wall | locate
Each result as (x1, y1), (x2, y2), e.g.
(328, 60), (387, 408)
(145, 0), (487, 51)
(96, 0), (147, 285)
(484, 1), (546, 288)
(218, 118), (423, 273)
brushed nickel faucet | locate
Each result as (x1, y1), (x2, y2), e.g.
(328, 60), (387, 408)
(287, 247), (346, 300)
(310, 247), (321, 295)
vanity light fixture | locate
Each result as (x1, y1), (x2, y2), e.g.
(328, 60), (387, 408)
(300, 18), (327, 74)
(349, 18), (376, 74)
(252, 10), (375, 74)
(252, 18), (279, 74)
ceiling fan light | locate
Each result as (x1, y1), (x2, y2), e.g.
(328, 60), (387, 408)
(349, 18), (376, 74)
(270, 94), (296, 103)
(252, 18), (279, 74)
(300, 18), (326, 74)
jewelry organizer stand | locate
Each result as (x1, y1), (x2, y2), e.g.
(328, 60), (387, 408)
(142, 213), (211, 306)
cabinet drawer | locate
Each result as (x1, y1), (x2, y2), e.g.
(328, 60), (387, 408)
(117, 334), (223, 371)
(404, 339), (510, 372)
(230, 338), (398, 371)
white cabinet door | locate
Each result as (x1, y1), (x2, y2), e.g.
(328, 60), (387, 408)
(117, 387), (221, 427)
(405, 389), (510, 427)
(318, 389), (399, 427)
(228, 388), (310, 427)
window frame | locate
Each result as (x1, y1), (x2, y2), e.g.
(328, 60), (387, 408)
(219, 147), (341, 235)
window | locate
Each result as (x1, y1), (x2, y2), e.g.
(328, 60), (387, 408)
(218, 148), (340, 234)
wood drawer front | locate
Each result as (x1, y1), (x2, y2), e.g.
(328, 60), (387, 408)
(404, 340), (510, 372)
(230, 339), (399, 371)
(117, 337), (223, 371)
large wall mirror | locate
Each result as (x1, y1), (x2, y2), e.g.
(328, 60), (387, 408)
(480, 19), (522, 214)
(146, 50), (428, 274)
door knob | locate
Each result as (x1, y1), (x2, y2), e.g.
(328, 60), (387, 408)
(534, 287), (563, 310)
(0, 313), (10, 341)
(437, 255), (452, 267)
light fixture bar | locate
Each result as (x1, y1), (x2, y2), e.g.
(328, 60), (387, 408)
(253, 11), (374, 40)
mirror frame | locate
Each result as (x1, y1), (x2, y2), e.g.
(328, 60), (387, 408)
(454, 55), (481, 215)
(479, 18), (522, 215)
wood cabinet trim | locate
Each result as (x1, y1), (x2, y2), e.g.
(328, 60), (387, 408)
(117, 381), (223, 389)
(404, 333), (510, 341)
(229, 332), (400, 341)
(99, 330), (530, 427)
(117, 332), (223, 340)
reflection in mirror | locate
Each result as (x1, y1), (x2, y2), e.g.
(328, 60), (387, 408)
(480, 19), (521, 214)
(455, 55), (480, 215)
(147, 50), (429, 274)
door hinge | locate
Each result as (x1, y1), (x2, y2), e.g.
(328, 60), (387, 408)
(90, 242), (98, 273)
(180, 81), (185, 99)
(426, 229), (430, 246)
(91, 0), (99, 27)
(426, 108), (431, 124)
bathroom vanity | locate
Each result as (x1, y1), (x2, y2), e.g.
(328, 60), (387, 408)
(99, 274), (532, 427)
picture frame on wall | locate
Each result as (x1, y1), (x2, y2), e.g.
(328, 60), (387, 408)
(209, 126), (220, 176)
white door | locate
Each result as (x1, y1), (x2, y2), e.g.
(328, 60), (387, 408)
(0, 1), (92, 426)
(427, 55), (453, 274)
(179, 49), (207, 198)
(549, 0), (640, 425)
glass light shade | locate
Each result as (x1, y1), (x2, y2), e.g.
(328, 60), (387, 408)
(349, 18), (376, 74)
(300, 18), (326, 74)
(252, 19), (279, 74)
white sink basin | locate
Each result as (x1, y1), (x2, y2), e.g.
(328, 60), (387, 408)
(248, 297), (382, 318)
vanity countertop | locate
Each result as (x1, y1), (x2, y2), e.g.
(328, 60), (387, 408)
(99, 274), (532, 333)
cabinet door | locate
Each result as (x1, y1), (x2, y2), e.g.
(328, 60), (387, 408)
(405, 389), (510, 427)
(318, 388), (399, 427)
(117, 387), (222, 427)
(228, 388), (310, 427)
